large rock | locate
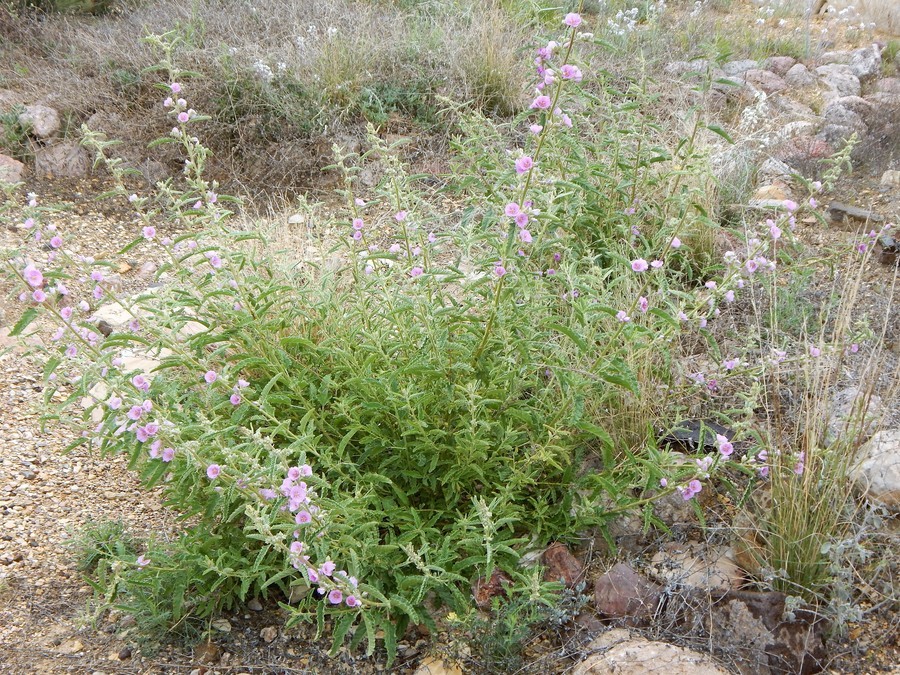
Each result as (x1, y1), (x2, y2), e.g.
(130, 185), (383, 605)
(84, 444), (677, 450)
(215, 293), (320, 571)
(593, 563), (662, 624)
(541, 542), (583, 588)
(648, 542), (743, 591)
(816, 64), (861, 98)
(18, 104), (61, 139)
(762, 56), (796, 77)
(573, 629), (730, 675)
(34, 141), (91, 179)
(0, 153), (25, 183)
(662, 589), (828, 675)
(875, 78), (900, 95)
(722, 59), (759, 77)
(743, 69), (787, 94)
(825, 386), (884, 447)
(853, 429), (900, 508)
(848, 45), (881, 81)
(784, 63), (816, 88)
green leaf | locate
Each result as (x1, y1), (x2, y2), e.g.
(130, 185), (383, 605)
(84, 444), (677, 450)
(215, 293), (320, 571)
(705, 124), (734, 144)
(547, 322), (588, 353)
(9, 307), (39, 337)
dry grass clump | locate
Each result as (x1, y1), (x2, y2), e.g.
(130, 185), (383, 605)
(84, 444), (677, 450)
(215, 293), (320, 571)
(0, 0), (531, 193)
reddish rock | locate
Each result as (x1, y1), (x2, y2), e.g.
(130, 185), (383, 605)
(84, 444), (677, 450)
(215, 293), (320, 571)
(34, 141), (91, 179)
(763, 56), (796, 76)
(744, 69), (787, 94)
(593, 563), (662, 623)
(542, 542), (583, 588)
(472, 569), (512, 610)
(0, 153), (25, 183)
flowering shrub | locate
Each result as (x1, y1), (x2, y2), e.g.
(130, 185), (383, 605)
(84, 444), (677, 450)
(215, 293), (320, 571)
(2, 11), (853, 660)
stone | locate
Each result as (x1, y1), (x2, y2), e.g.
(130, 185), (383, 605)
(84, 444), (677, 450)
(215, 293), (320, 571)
(763, 56), (796, 76)
(542, 542), (583, 588)
(593, 563), (662, 623)
(848, 44), (881, 80)
(784, 63), (817, 88)
(816, 64), (861, 98)
(819, 50), (853, 66)
(0, 153), (25, 183)
(881, 169), (900, 186)
(34, 141), (91, 179)
(56, 638), (85, 654)
(573, 629), (730, 675)
(876, 78), (900, 95)
(247, 598), (263, 611)
(827, 202), (885, 226)
(18, 104), (61, 139)
(743, 69), (787, 94)
(414, 656), (465, 675)
(648, 542), (743, 591)
(722, 59), (759, 77)
(259, 626), (278, 643)
(472, 569), (512, 610)
(756, 158), (794, 184)
(211, 618), (231, 633)
(826, 96), (875, 124)
(751, 184), (789, 203)
(853, 429), (900, 508)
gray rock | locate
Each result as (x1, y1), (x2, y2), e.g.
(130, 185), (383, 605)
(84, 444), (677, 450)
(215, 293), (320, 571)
(820, 50), (853, 65)
(826, 386), (885, 447)
(848, 44), (882, 81)
(820, 124), (861, 146)
(853, 429), (900, 509)
(722, 59), (759, 77)
(826, 202), (885, 226)
(0, 154), (26, 184)
(816, 64), (861, 98)
(34, 141), (91, 179)
(826, 96), (875, 125)
(757, 157), (794, 184)
(763, 56), (796, 76)
(743, 69), (788, 94)
(784, 63), (817, 88)
(875, 78), (900, 95)
(18, 104), (61, 139)
(648, 542), (743, 591)
(573, 629), (730, 675)
(881, 169), (900, 186)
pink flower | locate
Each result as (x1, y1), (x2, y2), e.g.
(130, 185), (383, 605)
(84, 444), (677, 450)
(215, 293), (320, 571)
(724, 290), (735, 303)
(143, 226), (156, 240)
(170, 82), (182, 94)
(295, 510), (312, 525)
(849, 343), (859, 354)
(616, 310), (630, 323)
(23, 264), (43, 288)
(204, 370), (218, 384)
(346, 595), (360, 607)
(127, 405), (144, 421)
(352, 218), (363, 230)
(650, 260), (663, 269)
(132, 374), (150, 391)
(531, 95), (552, 110)
(177, 111), (189, 123)
(515, 156), (534, 174)
(162, 447), (175, 462)
(409, 266), (423, 277)
(65, 345), (77, 358)
(136, 555), (150, 567)
(630, 259), (648, 272)
(32, 289), (47, 303)
(395, 211), (407, 222)
(529, 124), (543, 134)
(207, 464), (221, 479)
(328, 589), (343, 604)
(505, 202), (520, 217)
(809, 345), (821, 357)
(638, 296), (648, 313)
(560, 64), (583, 81)
(745, 259), (759, 274)
(230, 393), (242, 405)
(723, 359), (738, 370)
(783, 199), (798, 212)
(515, 212), (529, 228)
(107, 396), (122, 410)
(494, 265), (507, 278)
(50, 236), (63, 248)
(519, 229), (532, 243)
(716, 434), (734, 457)
(563, 12), (582, 27)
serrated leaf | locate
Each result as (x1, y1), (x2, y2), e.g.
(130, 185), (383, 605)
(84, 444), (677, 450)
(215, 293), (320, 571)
(706, 124), (734, 144)
(9, 307), (39, 337)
